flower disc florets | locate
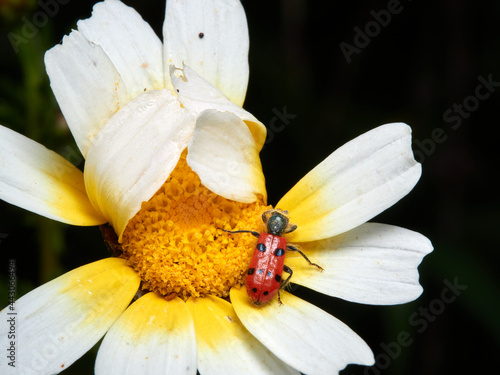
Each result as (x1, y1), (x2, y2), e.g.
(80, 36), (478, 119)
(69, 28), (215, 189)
(120, 151), (270, 300)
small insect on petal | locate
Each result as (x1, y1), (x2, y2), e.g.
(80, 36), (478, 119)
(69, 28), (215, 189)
(221, 209), (322, 305)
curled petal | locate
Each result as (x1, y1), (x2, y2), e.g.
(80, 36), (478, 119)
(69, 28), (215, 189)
(78, 0), (164, 98)
(170, 65), (266, 150)
(84, 89), (195, 240)
(187, 110), (266, 203)
(45, 30), (129, 158)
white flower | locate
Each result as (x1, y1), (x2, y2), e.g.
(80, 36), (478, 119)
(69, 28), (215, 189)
(0, 1), (432, 374)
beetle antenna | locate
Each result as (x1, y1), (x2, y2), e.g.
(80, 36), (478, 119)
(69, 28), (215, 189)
(218, 228), (260, 238)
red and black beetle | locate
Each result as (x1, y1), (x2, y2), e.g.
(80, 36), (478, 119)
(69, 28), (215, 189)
(221, 209), (323, 305)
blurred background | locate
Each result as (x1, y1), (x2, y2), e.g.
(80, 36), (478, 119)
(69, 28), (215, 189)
(1, 0), (499, 374)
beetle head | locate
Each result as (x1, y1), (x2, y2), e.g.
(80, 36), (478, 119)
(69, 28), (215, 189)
(262, 210), (294, 236)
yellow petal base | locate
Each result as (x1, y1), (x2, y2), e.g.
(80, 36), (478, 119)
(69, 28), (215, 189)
(121, 151), (270, 300)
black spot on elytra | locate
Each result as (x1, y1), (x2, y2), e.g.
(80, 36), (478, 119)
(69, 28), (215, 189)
(274, 248), (285, 257)
(257, 243), (266, 252)
(247, 268), (255, 275)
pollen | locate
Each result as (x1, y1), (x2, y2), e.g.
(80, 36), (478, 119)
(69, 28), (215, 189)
(120, 151), (270, 300)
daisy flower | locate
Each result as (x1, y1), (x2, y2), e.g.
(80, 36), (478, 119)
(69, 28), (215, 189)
(0, 0), (432, 374)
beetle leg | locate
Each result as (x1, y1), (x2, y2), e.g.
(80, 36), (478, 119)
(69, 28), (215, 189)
(218, 228), (260, 238)
(277, 289), (283, 305)
(286, 245), (324, 271)
(281, 265), (293, 289)
(276, 265), (293, 305)
(279, 266), (292, 304)
(284, 224), (297, 234)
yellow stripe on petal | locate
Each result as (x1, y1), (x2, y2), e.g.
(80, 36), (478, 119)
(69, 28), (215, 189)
(278, 123), (421, 242)
(231, 287), (374, 375)
(95, 293), (196, 375)
(187, 294), (297, 375)
(245, 120), (267, 152)
(187, 295), (250, 348)
(0, 125), (106, 226)
(0, 258), (140, 374)
(287, 223), (433, 305)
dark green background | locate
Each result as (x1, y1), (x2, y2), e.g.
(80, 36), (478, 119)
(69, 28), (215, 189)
(1, 0), (498, 374)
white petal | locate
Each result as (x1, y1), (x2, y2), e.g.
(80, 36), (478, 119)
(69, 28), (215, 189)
(45, 30), (130, 158)
(84, 89), (195, 240)
(278, 123), (421, 242)
(0, 125), (106, 225)
(78, 0), (164, 98)
(164, 0), (249, 106)
(231, 288), (374, 375)
(187, 296), (299, 375)
(187, 110), (266, 203)
(170, 65), (267, 150)
(95, 293), (196, 375)
(0, 258), (140, 374)
(288, 223), (434, 305)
